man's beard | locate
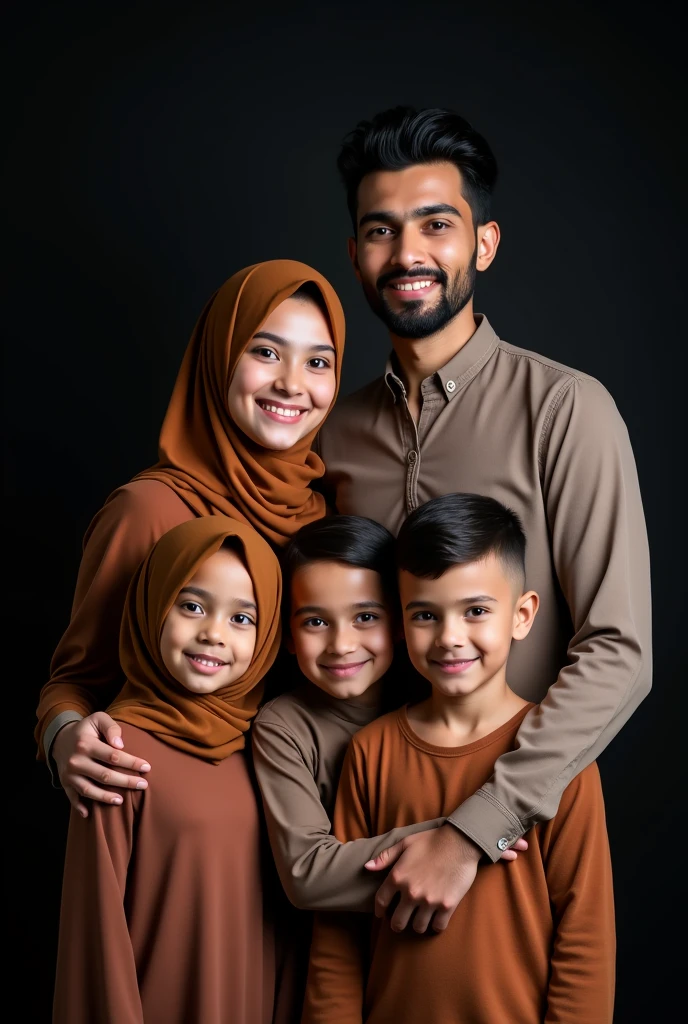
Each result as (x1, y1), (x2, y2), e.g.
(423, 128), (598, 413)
(363, 251), (477, 340)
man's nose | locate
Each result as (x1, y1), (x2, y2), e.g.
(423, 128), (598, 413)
(388, 225), (427, 269)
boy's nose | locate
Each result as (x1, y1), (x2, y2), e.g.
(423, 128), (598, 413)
(327, 626), (358, 656)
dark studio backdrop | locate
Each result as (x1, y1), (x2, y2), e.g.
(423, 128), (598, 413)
(4, 1), (683, 1019)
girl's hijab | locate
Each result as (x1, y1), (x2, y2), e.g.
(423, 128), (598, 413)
(134, 260), (345, 547)
(109, 517), (282, 762)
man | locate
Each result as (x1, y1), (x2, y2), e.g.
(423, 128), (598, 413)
(316, 105), (651, 933)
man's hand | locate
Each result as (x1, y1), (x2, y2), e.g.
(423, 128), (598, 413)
(52, 713), (151, 818)
(365, 824), (528, 934)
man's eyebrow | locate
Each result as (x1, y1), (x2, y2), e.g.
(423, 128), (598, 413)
(404, 594), (497, 610)
(179, 586), (257, 612)
(358, 203), (462, 229)
(252, 331), (336, 354)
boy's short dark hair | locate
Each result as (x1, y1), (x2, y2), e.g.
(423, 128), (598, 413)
(282, 514), (396, 606)
(337, 106), (498, 234)
(396, 493), (526, 587)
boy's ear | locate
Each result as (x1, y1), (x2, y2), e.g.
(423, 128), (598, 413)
(512, 590), (539, 641)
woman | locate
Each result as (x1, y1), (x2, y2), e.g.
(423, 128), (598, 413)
(36, 259), (344, 815)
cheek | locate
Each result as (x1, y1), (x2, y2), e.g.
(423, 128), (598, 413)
(228, 358), (273, 408)
(292, 632), (323, 665)
(308, 372), (337, 412)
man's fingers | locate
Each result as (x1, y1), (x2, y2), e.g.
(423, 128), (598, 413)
(499, 849), (518, 861)
(365, 840), (405, 871)
(512, 837), (528, 851)
(389, 897), (416, 933)
(374, 879), (396, 917)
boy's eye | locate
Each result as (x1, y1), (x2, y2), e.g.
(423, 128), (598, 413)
(231, 613), (256, 627)
(181, 601), (203, 614)
(355, 612), (379, 624)
(411, 610), (436, 621)
(303, 617), (327, 628)
(466, 607), (488, 618)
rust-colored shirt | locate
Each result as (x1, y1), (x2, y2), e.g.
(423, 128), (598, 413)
(316, 314), (651, 860)
(303, 705), (616, 1024)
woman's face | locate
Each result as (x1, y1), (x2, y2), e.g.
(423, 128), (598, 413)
(227, 295), (337, 450)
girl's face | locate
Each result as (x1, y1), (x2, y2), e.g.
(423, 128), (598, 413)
(160, 547), (258, 694)
(227, 295), (337, 450)
(289, 560), (395, 703)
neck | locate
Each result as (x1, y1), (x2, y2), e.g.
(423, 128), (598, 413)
(390, 301), (477, 404)
(408, 668), (527, 747)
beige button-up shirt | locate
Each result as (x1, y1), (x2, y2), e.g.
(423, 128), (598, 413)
(316, 314), (651, 861)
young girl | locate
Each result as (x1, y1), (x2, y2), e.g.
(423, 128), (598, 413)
(37, 260), (344, 813)
(53, 515), (282, 1024)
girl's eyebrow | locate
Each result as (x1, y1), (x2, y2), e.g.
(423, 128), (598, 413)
(179, 586), (257, 612)
(252, 331), (336, 355)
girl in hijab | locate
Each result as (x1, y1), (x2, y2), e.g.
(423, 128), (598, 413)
(35, 260), (344, 814)
(53, 516), (282, 1024)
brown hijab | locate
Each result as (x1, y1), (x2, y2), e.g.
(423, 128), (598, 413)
(134, 260), (345, 547)
(109, 516), (282, 762)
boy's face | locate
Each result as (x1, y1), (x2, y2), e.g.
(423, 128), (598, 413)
(289, 560), (395, 701)
(399, 554), (537, 699)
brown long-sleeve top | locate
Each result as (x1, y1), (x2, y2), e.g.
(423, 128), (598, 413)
(35, 481), (195, 763)
(316, 314), (651, 860)
(303, 705), (616, 1024)
(251, 683), (442, 912)
(53, 724), (273, 1024)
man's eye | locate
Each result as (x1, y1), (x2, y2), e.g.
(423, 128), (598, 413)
(307, 357), (330, 370)
(367, 226), (392, 237)
(181, 601), (203, 614)
(427, 220), (449, 231)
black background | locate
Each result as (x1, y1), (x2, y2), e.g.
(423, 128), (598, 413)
(5, 1), (683, 1019)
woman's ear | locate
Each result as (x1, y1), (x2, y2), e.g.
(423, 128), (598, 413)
(512, 590), (539, 641)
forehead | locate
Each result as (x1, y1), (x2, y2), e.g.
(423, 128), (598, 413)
(258, 296), (334, 349)
(356, 162), (469, 221)
(290, 561), (385, 608)
(399, 555), (514, 601)
(185, 547), (254, 595)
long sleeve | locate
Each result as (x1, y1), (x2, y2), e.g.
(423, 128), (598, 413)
(252, 712), (442, 911)
(53, 794), (143, 1024)
(302, 741), (371, 1024)
(35, 481), (192, 762)
(449, 377), (652, 860)
(541, 763), (616, 1023)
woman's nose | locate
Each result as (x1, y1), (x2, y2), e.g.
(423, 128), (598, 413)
(275, 363), (304, 396)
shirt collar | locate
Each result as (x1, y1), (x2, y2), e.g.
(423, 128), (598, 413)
(384, 314), (499, 403)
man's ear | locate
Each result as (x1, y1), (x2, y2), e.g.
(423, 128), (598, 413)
(476, 221), (500, 272)
(347, 236), (362, 282)
(512, 590), (539, 641)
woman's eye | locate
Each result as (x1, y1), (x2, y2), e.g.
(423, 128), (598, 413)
(307, 357), (330, 370)
(181, 601), (203, 614)
(355, 612), (379, 624)
(303, 617), (327, 628)
(253, 346), (278, 360)
(231, 613), (255, 626)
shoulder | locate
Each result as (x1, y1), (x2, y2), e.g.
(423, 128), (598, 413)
(495, 341), (619, 415)
(318, 376), (388, 436)
(104, 479), (192, 518)
(254, 686), (320, 737)
(348, 708), (400, 756)
(557, 761), (605, 812)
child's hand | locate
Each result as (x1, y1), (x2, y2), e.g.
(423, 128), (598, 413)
(52, 714), (151, 818)
(365, 825), (527, 934)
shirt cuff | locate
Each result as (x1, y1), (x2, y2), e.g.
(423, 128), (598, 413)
(44, 711), (84, 788)
(446, 790), (525, 864)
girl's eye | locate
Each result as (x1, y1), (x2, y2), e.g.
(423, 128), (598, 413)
(303, 617), (327, 628)
(411, 611), (436, 622)
(307, 357), (330, 370)
(181, 601), (203, 614)
(231, 613), (255, 626)
(253, 346), (278, 360)
(355, 612), (379, 624)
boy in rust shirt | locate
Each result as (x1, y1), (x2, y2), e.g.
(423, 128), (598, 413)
(303, 494), (615, 1024)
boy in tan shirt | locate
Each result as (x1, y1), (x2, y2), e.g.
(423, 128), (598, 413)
(303, 493), (615, 1024)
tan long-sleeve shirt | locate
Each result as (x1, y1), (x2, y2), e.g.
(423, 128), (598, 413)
(316, 314), (651, 861)
(303, 705), (615, 1024)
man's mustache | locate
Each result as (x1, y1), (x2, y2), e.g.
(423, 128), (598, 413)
(376, 267), (448, 291)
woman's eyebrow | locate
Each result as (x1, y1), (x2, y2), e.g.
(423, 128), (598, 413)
(253, 331), (335, 354)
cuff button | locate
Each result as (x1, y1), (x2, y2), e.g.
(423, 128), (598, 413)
(497, 837), (509, 851)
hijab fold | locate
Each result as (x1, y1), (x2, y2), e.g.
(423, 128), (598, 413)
(109, 517), (282, 762)
(134, 260), (345, 547)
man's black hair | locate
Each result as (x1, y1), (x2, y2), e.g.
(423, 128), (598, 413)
(396, 493), (526, 586)
(282, 514), (396, 605)
(337, 106), (498, 234)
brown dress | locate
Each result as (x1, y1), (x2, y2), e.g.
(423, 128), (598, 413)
(53, 723), (273, 1024)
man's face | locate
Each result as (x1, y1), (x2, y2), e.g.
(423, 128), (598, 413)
(350, 162), (484, 339)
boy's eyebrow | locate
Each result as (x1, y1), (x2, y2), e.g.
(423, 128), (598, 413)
(179, 586), (257, 612)
(293, 600), (386, 616)
(359, 203), (462, 229)
(404, 595), (497, 610)
(252, 331), (336, 355)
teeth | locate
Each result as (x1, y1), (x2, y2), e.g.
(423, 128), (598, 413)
(259, 403), (303, 417)
(191, 656), (223, 667)
(392, 281), (434, 292)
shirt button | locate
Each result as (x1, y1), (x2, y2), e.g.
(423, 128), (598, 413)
(445, 379), (456, 393)
(497, 838), (509, 851)
(408, 450), (418, 463)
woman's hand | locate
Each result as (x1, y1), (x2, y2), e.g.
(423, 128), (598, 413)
(52, 713), (151, 817)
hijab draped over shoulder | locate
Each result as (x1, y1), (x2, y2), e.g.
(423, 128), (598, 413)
(134, 260), (345, 547)
(109, 516), (282, 761)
